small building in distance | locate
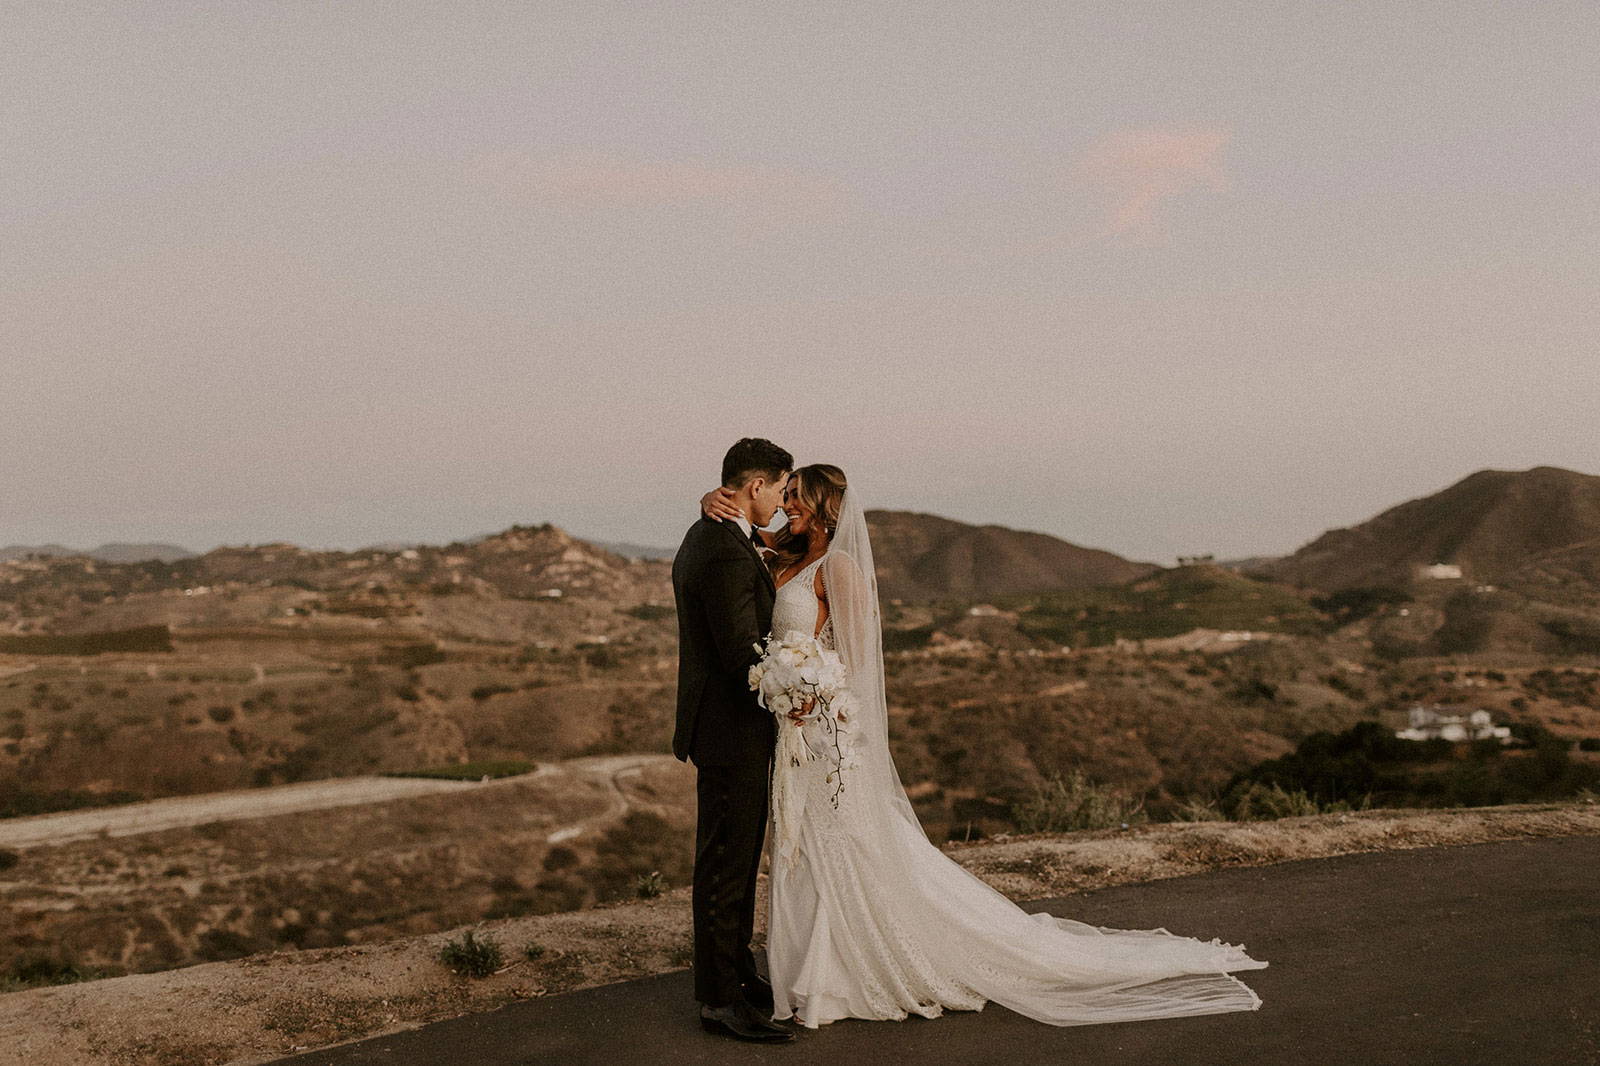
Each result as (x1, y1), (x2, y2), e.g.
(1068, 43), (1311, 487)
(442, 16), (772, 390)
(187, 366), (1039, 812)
(1420, 563), (1464, 580)
(1396, 704), (1511, 744)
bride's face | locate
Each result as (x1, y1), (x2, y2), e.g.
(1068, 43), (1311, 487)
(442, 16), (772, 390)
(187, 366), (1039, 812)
(782, 480), (817, 536)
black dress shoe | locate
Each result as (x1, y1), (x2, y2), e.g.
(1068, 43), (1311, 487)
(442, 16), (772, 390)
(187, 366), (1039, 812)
(700, 1002), (794, 1043)
(742, 974), (775, 1012)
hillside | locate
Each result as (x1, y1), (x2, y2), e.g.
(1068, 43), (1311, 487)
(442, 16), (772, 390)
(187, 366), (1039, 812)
(866, 510), (1159, 602)
(0, 523), (670, 631)
(0, 543), (195, 564)
(1254, 466), (1600, 592)
(6, 495), (1600, 1005)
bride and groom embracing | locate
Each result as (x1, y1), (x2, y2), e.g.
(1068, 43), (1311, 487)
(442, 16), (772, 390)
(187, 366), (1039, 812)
(671, 438), (1266, 1043)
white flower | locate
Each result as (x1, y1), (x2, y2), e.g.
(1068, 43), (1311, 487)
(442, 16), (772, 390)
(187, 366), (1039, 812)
(769, 692), (794, 716)
(832, 691), (857, 722)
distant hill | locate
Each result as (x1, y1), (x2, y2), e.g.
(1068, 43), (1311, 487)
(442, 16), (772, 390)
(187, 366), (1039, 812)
(184, 524), (661, 601)
(1254, 466), (1600, 592)
(86, 542), (198, 563)
(0, 544), (76, 562)
(591, 540), (676, 562)
(1217, 555), (1281, 573)
(864, 510), (1158, 601)
(0, 542), (195, 563)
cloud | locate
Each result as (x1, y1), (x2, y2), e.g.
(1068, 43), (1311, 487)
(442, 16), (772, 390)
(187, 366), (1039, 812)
(1077, 126), (1231, 240)
(466, 151), (848, 219)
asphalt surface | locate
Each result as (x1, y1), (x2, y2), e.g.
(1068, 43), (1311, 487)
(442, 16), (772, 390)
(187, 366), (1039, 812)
(274, 836), (1600, 1066)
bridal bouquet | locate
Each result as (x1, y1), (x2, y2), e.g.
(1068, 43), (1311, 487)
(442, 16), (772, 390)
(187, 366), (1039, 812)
(749, 630), (857, 804)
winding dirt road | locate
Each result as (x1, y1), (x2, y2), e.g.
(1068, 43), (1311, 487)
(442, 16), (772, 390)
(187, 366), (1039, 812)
(0, 754), (671, 851)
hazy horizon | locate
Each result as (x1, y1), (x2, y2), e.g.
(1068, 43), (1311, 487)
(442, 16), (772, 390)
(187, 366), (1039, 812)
(7, 3), (1597, 563)
(6, 460), (1597, 566)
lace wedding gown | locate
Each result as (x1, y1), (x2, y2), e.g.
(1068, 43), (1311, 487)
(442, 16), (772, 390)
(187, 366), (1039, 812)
(763, 493), (1266, 1030)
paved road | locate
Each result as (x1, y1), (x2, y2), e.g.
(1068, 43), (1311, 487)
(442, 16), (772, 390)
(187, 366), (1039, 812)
(275, 837), (1600, 1066)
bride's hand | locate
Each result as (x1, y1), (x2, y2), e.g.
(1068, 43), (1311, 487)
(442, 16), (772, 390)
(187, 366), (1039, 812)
(700, 486), (743, 522)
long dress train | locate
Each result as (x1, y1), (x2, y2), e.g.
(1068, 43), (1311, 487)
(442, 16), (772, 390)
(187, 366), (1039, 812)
(763, 497), (1266, 1030)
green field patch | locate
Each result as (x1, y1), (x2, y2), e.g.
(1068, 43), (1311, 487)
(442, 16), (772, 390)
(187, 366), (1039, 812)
(1002, 566), (1323, 648)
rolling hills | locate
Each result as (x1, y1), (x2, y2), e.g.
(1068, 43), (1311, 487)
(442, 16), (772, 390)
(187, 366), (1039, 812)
(1253, 466), (1600, 592)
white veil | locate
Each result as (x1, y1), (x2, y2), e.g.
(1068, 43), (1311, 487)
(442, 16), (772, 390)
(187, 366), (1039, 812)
(819, 484), (925, 838)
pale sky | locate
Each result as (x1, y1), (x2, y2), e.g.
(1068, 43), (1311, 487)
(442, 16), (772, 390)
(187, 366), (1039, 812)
(5, 2), (1597, 564)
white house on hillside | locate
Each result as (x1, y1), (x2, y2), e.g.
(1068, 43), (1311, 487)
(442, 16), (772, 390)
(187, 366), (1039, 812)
(1396, 705), (1511, 744)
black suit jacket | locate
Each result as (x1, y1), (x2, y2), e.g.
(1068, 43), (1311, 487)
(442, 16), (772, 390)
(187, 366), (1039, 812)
(671, 516), (777, 766)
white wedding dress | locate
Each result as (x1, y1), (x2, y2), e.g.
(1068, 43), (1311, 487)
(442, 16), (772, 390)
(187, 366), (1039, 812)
(764, 487), (1266, 1029)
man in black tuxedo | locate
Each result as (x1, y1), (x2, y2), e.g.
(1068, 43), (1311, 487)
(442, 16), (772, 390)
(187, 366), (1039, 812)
(672, 437), (794, 1043)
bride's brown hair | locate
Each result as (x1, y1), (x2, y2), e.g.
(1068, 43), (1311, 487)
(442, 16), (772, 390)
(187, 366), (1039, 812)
(769, 464), (847, 573)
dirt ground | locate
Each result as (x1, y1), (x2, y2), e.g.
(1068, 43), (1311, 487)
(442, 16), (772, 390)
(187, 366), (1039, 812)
(3, 800), (1596, 1066)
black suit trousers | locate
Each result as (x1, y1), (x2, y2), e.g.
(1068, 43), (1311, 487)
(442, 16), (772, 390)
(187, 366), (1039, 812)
(692, 755), (771, 1006)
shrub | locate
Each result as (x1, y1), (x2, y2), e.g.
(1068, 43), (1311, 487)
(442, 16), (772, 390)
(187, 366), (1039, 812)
(542, 845), (580, 872)
(0, 849), (19, 871)
(1311, 586), (1412, 623)
(377, 640), (448, 665)
(1224, 719), (1600, 809)
(197, 928), (258, 961)
(1011, 771), (1146, 834)
(882, 626), (935, 652)
(1323, 673), (1366, 700)
(1225, 782), (1352, 821)
(387, 760), (534, 781)
(590, 810), (692, 901)
(5, 952), (95, 989)
(583, 645), (619, 670)
(439, 930), (503, 978)
(1170, 796), (1225, 822)
(635, 871), (665, 899)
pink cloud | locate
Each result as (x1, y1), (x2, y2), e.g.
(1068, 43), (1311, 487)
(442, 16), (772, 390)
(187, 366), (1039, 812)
(1078, 126), (1231, 240)
(466, 151), (848, 218)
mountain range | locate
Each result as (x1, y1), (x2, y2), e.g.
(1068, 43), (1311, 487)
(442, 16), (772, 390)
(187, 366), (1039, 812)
(0, 542), (197, 564)
(1253, 466), (1600, 592)
(7, 466), (1600, 606)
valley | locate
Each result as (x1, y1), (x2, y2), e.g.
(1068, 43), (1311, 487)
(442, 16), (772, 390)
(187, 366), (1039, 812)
(4, 466), (1600, 987)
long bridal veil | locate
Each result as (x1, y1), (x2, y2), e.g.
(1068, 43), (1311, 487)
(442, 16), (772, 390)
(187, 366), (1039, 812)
(809, 482), (1266, 1028)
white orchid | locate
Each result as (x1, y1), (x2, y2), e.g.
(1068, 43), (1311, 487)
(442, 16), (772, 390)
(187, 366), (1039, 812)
(749, 631), (858, 787)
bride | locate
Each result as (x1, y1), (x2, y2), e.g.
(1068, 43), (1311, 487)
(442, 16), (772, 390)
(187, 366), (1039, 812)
(701, 463), (1266, 1030)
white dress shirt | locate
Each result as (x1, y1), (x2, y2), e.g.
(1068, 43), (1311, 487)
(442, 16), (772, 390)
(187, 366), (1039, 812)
(729, 513), (774, 558)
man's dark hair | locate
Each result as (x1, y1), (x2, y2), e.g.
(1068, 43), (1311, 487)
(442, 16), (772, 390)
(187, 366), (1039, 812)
(721, 438), (793, 488)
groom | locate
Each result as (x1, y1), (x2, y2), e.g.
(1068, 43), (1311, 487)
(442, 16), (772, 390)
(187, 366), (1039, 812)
(672, 437), (794, 1043)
